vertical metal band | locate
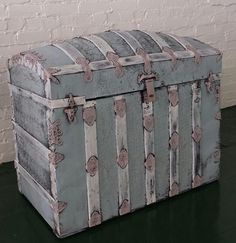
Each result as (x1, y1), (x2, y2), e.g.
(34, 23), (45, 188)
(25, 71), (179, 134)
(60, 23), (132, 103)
(53, 41), (86, 63)
(83, 101), (101, 227)
(114, 96), (130, 215)
(191, 81), (202, 188)
(168, 85), (180, 197)
(111, 31), (143, 53)
(142, 101), (156, 205)
(82, 34), (115, 57)
(141, 31), (170, 49)
(46, 109), (61, 235)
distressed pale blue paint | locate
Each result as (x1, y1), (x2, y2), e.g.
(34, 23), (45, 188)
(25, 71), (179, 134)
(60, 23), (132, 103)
(53, 107), (89, 235)
(12, 90), (48, 146)
(126, 92), (146, 210)
(16, 132), (51, 193)
(178, 83), (192, 192)
(96, 97), (118, 220)
(154, 87), (170, 200)
(201, 80), (220, 183)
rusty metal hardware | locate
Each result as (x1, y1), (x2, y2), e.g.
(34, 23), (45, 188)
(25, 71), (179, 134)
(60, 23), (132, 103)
(106, 51), (123, 78)
(162, 46), (177, 68)
(53, 201), (67, 214)
(168, 89), (179, 107)
(143, 114), (154, 132)
(90, 210), (102, 227)
(48, 120), (63, 147)
(138, 73), (157, 103)
(76, 57), (92, 81)
(169, 182), (179, 197)
(117, 148), (128, 169)
(48, 151), (64, 166)
(114, 99), (126, 118)
(136, 47), (152, 74)
(144, 153), (155, 171)
(192, 175), (202, 188)
(64, 94), (78, 123)
(192, 126), (202, 143)
(186, 45), (201, 64)
(83, 106), (96, 126)
(119, 199), (130, 215)
(86, 156), (98, 177)
(169, 131), (179, 150)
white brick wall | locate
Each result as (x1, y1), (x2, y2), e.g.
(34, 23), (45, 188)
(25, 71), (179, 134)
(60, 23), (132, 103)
(0, 0), (236, 163)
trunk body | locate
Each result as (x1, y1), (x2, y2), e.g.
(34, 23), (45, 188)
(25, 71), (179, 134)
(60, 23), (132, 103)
(9, 30), (222, 238)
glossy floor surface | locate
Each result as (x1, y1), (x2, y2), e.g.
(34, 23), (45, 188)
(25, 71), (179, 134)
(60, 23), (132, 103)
(0, 107), (236, 243)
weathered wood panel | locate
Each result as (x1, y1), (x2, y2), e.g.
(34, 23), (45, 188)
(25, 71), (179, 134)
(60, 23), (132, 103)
(10, 65), (45, 97)
(201, 79), (221, 183)
(12, 90), (48, 146)
(18, 165), (55, 229)
(16, 129), (51, 193)
(154, 87), (170, 200)
(96, 97), (118, 220)
(126, 92), (145, 210)
(53, 106), (88, 235)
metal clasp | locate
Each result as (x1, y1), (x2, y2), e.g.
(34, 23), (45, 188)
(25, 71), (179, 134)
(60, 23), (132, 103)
(64, 94), (78, 123)
(138, 73), (157, 103)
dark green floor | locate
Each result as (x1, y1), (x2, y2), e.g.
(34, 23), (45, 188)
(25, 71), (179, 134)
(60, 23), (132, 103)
(1, 107), (236, 243)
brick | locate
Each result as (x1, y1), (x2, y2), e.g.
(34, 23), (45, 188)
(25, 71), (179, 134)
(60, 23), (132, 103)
(0, 119), (12, 132)
(9, 4), (42, 18)
(0, 151), (15, 163)
(0, 130), (14, 144)
(45, 3), (78, 16)
(0, 107), (12, 121)
(0, 94), (11, 108)
(1, 0), (30, 3)
(0, 20), (7, 31)
(17, 30), (51, 44)
(0, 32), (16, 46)
(0, 4), (7, 19)
(7, 18), (25, 31)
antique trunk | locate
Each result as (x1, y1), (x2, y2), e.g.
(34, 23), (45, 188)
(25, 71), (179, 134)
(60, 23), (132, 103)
(8, 30), (222, 238)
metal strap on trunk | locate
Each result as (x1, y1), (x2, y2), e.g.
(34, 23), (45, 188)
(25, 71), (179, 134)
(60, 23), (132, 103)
(82, 34), (123, 77)
(53, 41), (92, 81)
(142, 31), (178, 67)
(166, 34), (202, 64)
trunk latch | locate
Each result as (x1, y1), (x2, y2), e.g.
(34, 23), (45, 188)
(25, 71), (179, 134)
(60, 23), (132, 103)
(138, 73), (157, 103)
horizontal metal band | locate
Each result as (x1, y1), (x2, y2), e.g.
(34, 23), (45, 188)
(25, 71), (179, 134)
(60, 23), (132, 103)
(10, 84), (86, 109)
(50, 51), (198, 76)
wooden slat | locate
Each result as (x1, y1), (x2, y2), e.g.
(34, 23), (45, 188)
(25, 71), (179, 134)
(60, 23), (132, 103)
(114, 96), (130, 215)
(126, 93), (145, 210)
(178, 83), (192, 192)
(154, 87), (170, 200)
(168, 85), (180, 197)
(83, 101), (101, 227)
(96, 97), (118, 220)
(142, 101), (156, 204)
